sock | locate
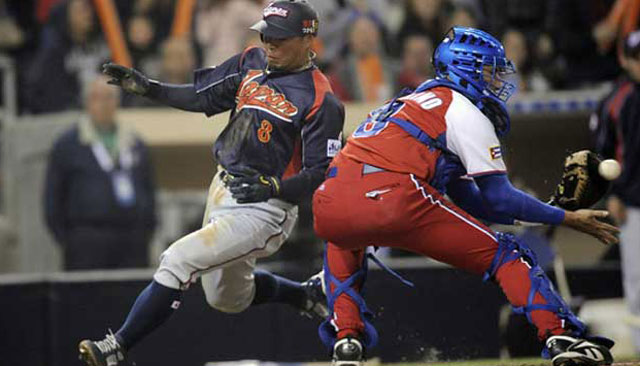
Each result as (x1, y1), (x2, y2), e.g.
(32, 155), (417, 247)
(115, 280), (182, 350)
(252, 270), (306, 309)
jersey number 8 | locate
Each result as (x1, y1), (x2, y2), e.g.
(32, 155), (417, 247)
(258, 120), (273, 143)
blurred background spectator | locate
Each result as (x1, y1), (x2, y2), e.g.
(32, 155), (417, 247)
(44, 76), (156, 270)
(395, 34), (433, 91)
(24, 0), (108, 113)
(397, 0), (452, 51)
(328, 15), (395, 102)
(195, 0), (262, 67)
(502, 28), (550, 93)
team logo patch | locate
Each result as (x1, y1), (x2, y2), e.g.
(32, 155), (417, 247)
(263, 5), (289, 18)
(327, 139), (342, 157)
(302, 19), (318, 34)
(236, 71), (298, 122)
(489, 145), (502, 160)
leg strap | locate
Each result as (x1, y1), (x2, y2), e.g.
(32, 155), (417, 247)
(486, 232), (586, 339)
(318, 247), (378, 350)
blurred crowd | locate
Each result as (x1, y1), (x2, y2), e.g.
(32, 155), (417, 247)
(0, 0), (637, 114)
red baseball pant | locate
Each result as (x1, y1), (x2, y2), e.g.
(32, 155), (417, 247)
(313, 154), (565, 341)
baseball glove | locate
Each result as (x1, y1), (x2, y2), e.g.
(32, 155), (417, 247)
(550, 150), (610, 210)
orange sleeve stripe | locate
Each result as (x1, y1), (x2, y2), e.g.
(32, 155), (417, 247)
(604, 0), (630, 29)
(92, 0), (131, 67)
(609, 82), (633, 121)
(282, 137), (303, 179)
(171, 0), (196, 37)
(621, 0), (640, 37)
(305, 69), (334, 121)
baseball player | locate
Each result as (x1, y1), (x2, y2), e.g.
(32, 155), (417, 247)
(78, 2), (344, 366)
(312, 27), (619, 366)
(591, 30), (640, 354)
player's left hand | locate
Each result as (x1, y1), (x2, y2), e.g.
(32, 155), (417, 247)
(102, 62), (150, 96)
(562, 209), (620, 245)
(228, 175), (281, 203)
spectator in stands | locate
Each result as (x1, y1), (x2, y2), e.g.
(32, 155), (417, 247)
(395, 34), (434, 91)
(590, 30), (640, 354)
(24, 0), (109, 113)
(397, 0), (451, 49)
(159, 37), (195, 84)
(328, 15), (395, 102)
(133, 0), (174, 44)
(195, 0), (262, 67)
(593, 0), (640, 56)
(502, 29), (550, 93)
(44, 76), (156, 270)
(128, 14), (158, 75)
(0, 0), (26, 51)
(535, 0), (620, 88)
(306, 0), (395, 68)
(445, 4), (478, 30)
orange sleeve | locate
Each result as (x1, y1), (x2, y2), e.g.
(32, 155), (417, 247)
(171, 0), (196, 37)
(92, 0), (132, 67)
(621, 0), (640, 38)
(603, 0), (630, 29)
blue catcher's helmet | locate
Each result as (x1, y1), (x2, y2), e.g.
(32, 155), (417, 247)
(432, 27), (516, 107)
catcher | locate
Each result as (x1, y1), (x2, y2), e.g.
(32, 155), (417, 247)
(312, 27), (619, 366)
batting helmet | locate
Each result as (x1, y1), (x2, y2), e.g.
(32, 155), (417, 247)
(250, 0), (319, 39)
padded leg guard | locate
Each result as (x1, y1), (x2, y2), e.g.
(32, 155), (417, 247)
(485, 232), (587, 351)
(319, 248), (378, 350)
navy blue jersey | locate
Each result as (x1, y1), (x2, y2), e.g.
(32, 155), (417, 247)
(194, 47), (344, 203)
(591, 78), (640, 207)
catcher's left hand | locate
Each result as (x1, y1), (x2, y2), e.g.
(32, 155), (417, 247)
(550, 150), (610, 210)
(228, 175), (281, 203)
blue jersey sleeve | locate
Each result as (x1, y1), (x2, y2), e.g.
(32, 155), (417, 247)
(194, 49), (258, 117)
(446, 177), (515, 225)
(474, 173), (565, 225)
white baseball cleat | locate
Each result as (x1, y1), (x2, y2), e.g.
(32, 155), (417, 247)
(546, 335), (613, 366)
(333, 337), (364, 366)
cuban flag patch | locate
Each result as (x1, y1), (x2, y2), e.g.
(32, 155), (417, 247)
(489, 145), (502, 160)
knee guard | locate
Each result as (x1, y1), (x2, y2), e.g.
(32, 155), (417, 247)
(484, 232), (586, 338)
(318, 249), (379, 350)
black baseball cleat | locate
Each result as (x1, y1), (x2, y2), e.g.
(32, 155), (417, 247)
(78, 331), (127, 366)
(546, 335), (614, 366)
(333, 337), (364, 366)
(300, 271), (329, 320)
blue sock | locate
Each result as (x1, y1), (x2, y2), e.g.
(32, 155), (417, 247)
(252, 270), (306, 308)
(115, 280), (182, 350)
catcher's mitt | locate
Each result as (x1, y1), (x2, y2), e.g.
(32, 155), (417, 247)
(550, 150), (610, 210)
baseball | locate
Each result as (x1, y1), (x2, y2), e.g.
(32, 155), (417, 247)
(598, 159), (621, 181)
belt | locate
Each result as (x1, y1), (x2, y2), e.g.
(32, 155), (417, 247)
(362, 163), (386, 175)
(326, 163), (387, 179)
(218, 168), (235, 186)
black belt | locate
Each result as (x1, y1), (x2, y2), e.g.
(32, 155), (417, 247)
(218, 169), (235, 186)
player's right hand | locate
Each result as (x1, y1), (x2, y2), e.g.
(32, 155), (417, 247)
(562, 209), (620, 245)
(102, 62), (150, 96)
